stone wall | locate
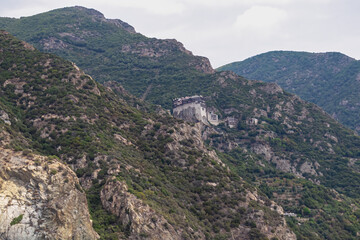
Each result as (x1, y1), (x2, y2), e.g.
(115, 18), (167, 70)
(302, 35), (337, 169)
(173, 102), (207, 124)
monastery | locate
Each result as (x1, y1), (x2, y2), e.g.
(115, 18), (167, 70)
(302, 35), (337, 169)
(173, 95), (219, 125)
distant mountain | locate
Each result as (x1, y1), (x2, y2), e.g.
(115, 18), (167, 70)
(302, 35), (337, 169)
(218, 51), (360, 133)
(1, 7), (360, 239)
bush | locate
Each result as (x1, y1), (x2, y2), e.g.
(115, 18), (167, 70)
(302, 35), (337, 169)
(10, 214), (23, 225)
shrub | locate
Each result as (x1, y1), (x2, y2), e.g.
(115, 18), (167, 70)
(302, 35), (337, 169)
(10, 214), (23, 225)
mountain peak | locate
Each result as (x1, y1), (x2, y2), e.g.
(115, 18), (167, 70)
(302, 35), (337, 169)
(44, 6), (136, 33)
(73, 6), (136, 33)
(73, 6), (105, 18)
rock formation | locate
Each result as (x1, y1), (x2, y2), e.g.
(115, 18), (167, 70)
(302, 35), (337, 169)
(100, 178), (183, 240)
(0, 145), (99, 240)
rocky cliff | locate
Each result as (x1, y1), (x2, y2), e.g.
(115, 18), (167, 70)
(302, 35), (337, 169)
(101, 178), (183, 240)
(0, 134), (99, 239)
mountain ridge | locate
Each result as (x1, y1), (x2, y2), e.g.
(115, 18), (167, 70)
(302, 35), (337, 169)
(0, 6), (215, 108)
(1, 7), (360, 239)
(218, 50), (360, 133)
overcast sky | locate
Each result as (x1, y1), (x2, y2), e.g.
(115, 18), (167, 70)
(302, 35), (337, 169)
(1, 0), (360, 68)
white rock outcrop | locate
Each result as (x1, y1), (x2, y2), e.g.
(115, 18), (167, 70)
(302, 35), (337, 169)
(0, 147), (99, 240)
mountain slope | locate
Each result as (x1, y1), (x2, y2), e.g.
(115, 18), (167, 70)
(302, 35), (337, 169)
(1, 8), (360, 239)
(218, 51), (360, 133)
(0, 6), (214, 109)
(0, 30), (299, 240)
(0, 45), (98, 238)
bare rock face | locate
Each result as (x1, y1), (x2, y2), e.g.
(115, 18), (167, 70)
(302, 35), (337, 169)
(0, 110), (11, 125)
(121, 39), (192, 58)
(0, 147), (99, 240)
(259, 82), (283, 94)
(41, 37), (68, 50)
(191, 56), (215, 74)
(251, 143), (320, 178)
(100, 178), (181, 240)
(74, 6), (136, 33)
(168, 122), (223, 165)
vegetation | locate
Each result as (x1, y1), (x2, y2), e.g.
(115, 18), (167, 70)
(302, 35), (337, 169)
(218, 51), (360, 133)
(0, 6), (214, 109)
(0, 30), (283, 239)
(10, 214), (23, 226)
(1, 7), (360, 239)
(221, 148), (360, 240)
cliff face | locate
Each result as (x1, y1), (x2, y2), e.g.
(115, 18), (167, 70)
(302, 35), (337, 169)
(0, 143), (99, 240)
(100, 178), (183, 240)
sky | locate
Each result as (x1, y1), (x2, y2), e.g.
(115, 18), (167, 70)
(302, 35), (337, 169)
(1, 0), (360, 68)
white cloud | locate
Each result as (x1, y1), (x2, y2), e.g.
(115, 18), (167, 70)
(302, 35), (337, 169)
(89, 0), (185, 15)
(2, 0), (186, 17)
(0, 7), (46, 18)
(183, 0), (291, 7)
(294, 0), (331, 3)
(234, 6), (287, 34)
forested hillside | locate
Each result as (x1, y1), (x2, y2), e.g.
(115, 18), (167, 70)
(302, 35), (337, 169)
(0, 30), (298, 240)
(218, 51), (360, 133)
(1, 7), (360, 239)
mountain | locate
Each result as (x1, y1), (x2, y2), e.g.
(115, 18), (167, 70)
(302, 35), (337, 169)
(1, 5), (358, 196)
(217, 51), (360, 133)
(0, 6), (214, 109)
(0, 30), (299, 240)
(1, 7), (360, 239)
